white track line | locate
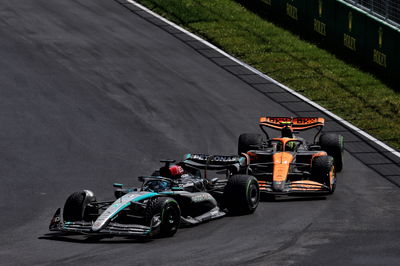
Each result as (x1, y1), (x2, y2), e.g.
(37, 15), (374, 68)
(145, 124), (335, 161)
(126, 0), (400, 158)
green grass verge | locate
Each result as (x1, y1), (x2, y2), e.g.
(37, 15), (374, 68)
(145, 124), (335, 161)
(137, 0), (400, 149)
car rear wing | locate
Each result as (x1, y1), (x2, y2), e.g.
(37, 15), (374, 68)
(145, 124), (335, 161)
(259, 117), (324, 141)
(182, 154), (243, 171)
(259, 117), (324, 130)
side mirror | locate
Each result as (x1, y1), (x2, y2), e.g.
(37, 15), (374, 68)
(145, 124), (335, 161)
(160, 159), (176, 169)
(138, 176), (145, 183)
(309, 145), (321, 151)
(210, 178), (219, 185)
(113, 183), (123, 188)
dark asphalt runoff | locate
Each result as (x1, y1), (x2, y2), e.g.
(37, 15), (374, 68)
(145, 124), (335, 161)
(0, 0), (399, 265)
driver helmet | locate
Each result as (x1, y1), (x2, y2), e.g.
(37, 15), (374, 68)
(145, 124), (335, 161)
(160, 165), (185, 179)
(146, 180), (170, 192)
(285, 141), (298, 151)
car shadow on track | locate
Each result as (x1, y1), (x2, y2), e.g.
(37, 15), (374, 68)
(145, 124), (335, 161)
(39, 232), (153, 244)
(260, 194), (328, 203)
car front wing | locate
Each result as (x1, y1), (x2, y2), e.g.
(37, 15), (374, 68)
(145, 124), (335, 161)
(49, 208), (159, 237)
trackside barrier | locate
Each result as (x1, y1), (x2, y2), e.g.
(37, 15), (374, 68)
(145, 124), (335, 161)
(254, 0), (400, 83)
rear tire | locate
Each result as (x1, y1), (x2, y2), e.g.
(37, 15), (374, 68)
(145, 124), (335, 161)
(311, 156), (336, 194)
(224, 175), (260, 214)
(63, 190), (96, 222)
(145, 197), (181, 237)
(238, 133), (263, 155)
(319, 133), (344, 172)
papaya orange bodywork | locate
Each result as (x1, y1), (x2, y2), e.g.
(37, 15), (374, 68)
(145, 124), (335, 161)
(259, 117), (325, 131)
(272, 152), (294, 182)
(290, 180), (328, 191)
(249, 116), (338, 195)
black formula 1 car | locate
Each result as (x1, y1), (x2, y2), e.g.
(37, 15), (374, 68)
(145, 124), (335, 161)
(238, 117), (344, 196)
(49, 154), (259, 238)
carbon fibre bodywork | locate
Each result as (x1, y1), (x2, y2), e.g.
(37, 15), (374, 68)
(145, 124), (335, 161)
(49, 188), (226, 237)
(239, 117), (343, 196)
(245, 144), (335, 195)
(49, 154), (258, 238)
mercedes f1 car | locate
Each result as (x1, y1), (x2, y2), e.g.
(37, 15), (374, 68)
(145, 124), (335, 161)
(238, 117), (344, 196)
(49, 154), (259, 238)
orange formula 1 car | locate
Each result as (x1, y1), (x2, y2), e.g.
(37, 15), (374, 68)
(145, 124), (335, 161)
(238, 117), (344, 196)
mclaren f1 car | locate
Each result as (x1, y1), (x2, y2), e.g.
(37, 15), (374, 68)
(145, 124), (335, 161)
(49, 154), (259, 238)
(238, 117), (344, 197)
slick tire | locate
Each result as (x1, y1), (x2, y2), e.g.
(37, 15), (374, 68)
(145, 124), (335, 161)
(145, 197), (181, 238)
(319, 133), (344, 172)
(238, 133), (263, 155)
(224, 175), (259, 215)
(63, 190), (96, 222)
(311, 156), (336, 194)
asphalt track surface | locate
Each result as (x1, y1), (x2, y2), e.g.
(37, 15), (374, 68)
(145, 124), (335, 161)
(0, 0), (399, 265)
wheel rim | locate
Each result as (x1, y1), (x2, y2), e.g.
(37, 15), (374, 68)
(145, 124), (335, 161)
(248, 182), (259, 208)
(163, 204), (179, 231)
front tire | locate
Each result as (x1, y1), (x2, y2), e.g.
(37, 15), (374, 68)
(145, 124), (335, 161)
(311, 156), (336, 194)
(63, 190), (96, 222)
(224, 175), (260, 214)
(145, 197), (181, 237)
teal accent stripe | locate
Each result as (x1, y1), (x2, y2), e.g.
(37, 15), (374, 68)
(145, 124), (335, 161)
(132, 192), (158, 202)
(110, 202), (132, 219)
(110, 193), (158, 218)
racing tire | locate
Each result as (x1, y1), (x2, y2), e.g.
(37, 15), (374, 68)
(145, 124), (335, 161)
(311, 156), (336, 194)
(224, 175), (260, 214)
(319, 133), (344, 172)
(63, 190), (96, 222)
(238, 133), (263, 155)
(145, 197), (181, 238)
